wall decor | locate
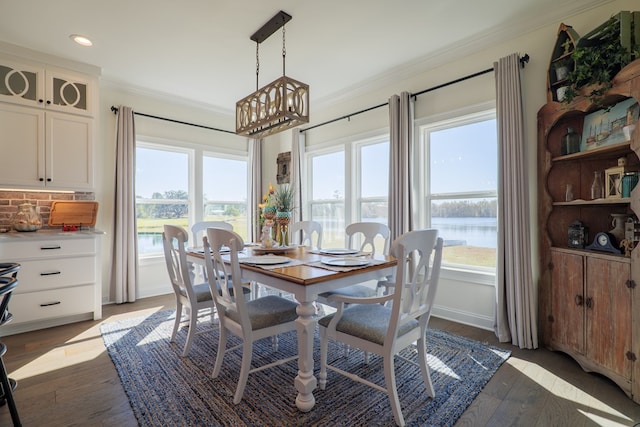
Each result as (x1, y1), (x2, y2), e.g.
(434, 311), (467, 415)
(581, 98), (639, 151)
(277, 151), (291, 184)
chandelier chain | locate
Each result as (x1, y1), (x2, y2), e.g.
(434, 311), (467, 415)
(255, 42), (260, 90)
(282, 24), (286, 76)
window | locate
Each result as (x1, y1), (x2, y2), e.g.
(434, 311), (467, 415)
(202, 153), (248, 241)
(307, 135), (389, 248)
(421, 110), (497, 271)
(136, 145), (190, 255)
(135, 141), (249, 256)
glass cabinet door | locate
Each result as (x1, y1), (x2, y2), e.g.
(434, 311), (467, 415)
(0, 60), (44, 107)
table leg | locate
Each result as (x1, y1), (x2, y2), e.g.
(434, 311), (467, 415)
(294, 300), (317, 412)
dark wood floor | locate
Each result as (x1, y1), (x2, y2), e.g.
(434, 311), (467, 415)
(1, 294), (639, 426)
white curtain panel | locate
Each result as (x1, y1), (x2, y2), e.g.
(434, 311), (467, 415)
(248, 138), (263, 243)
(112, 106), (138, 303)
(291, 129), (305, 223)
(494, 54), (538, 349)
(388, 91), (415, 242)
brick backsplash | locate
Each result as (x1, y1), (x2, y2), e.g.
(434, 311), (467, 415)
(0, 191), (95, 229)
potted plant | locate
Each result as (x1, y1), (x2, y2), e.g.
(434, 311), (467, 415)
(563, 14), (639, 105)
(274, 184), (295, 246)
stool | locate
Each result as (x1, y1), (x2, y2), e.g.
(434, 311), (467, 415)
(0, 276), (21, 426)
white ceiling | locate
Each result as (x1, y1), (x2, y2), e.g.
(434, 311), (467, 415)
(0, 0), (608, 117)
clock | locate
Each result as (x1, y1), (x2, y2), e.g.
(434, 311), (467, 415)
(585, 232), (621, 254)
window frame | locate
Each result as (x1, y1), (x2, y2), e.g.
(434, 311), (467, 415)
(305, 131), (389, 247)
(135, 136), (249, 259)
(416, 103), (498, 282)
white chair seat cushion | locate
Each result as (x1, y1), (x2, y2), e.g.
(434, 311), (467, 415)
(318, 284), (376, 299)
(318, 304), (418, 345)
(227, 295), (298, 330)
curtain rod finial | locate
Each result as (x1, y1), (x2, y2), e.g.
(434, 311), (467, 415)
(520, 53), (530, 68)
(111, 106), (119, 114)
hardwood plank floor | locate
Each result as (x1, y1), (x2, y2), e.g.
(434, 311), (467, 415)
(0, 295), (639, 426)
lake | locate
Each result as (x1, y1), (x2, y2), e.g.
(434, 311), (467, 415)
(138, 217), (497, 254)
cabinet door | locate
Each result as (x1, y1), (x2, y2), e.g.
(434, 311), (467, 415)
(45, 70), (93, 116)
(0, 103), (46, 187)
(45, 112), (93, 189)
(585, 257), (632, 380)
(0, 59), (45, 108)
(550, 251), (584, 354)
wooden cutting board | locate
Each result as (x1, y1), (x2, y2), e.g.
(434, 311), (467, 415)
(48, 201), (99, 227)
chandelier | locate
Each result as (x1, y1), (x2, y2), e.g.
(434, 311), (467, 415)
(235, 11), (309, 138)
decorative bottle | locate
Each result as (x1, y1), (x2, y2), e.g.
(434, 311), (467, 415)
(590, 171), (603, 200)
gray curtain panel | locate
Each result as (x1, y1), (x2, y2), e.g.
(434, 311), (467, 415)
(494, 53), (538, 349)
(112, 105), (139, 303)
(249, 138), (263, 243)
(291, 129), (305, 223)
(388, 91), (415, 242)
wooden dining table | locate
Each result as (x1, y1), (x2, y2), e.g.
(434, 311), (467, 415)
(187, 244), (396, 412)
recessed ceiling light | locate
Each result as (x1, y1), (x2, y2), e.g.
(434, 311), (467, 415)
(69, 34), (93, 47)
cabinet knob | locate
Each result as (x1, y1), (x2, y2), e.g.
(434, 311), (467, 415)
(46, 178), (52, 182)
(574, 295), (583, 306)
(46, 100), (51, 105)
(38, 99), (44, 104)
(39, 178), (44, 182)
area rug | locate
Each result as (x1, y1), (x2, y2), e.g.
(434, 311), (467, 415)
(100, 310), (510, 427)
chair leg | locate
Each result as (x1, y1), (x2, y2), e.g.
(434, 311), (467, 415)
(0, 358), (21, 426)
(170, 302), (183, 342)
(233, 341), (253, 404)
(271, 335), (278, 352)
(319, 327), (328, 390)
(383, 355), (404, 427)
(212, 326), (228, 378)
(182, 308), (198, 357)
(417, 336), (435, 397)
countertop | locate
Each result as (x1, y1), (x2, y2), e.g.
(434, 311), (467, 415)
(0, 228), (105, 241)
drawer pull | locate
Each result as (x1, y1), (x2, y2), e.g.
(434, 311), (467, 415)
(40, 301), (61, 307)
(40, 246), (62, 250)
(40, 271), (61, 276)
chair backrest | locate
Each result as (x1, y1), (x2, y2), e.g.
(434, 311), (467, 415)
(289, 220), (323, 249)
(191, 221), (233, 247)
(345, 222), (391, 255)
(387, 229), (443, 340)
(162, 224), (198, 303)
(202, 228), (249, 328)
(0, 276), (18, 327)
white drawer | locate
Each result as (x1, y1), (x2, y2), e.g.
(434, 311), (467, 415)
(9, 285), (95, 324)
(14, 257), (95, 293)
(0, 237), (96, 261)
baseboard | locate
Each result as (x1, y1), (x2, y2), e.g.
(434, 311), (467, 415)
(432, 304), (494, 331)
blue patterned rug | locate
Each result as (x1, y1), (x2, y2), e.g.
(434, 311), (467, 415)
(100, 310), (510, 427)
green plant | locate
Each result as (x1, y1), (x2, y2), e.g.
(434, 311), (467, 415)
(274, 184), (295, 212)
(563, 15), (639, 105)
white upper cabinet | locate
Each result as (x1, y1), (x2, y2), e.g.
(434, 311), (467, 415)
(0, 57), (95, 116)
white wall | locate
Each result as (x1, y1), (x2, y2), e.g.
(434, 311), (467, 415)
(93, 1), (635, 327)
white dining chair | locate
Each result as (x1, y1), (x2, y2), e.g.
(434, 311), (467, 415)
(318, 229), (444, 427)
(203, 227), (299, 404)
(190, 221), (233, 281)
(289, 220), (323, 249)
(317, 222), (391, 304)
(191, 221), (233, 246)
(162, 224), (216, 357)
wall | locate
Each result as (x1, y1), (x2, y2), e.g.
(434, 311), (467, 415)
(90, 1), (635, 326)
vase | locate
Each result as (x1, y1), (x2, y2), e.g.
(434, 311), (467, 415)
(262, 206), (277, 221)
(276, 211), (292, 246)
(590, 171), (603, 200)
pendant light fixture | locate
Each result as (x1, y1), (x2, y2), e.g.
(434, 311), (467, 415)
(235, 11), (309, 138)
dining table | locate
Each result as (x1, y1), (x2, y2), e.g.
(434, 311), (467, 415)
(187, 244), (397, 412)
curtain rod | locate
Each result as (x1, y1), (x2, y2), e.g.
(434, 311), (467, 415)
(300, 53), (530, 133)
(110, 106), (236, 135)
